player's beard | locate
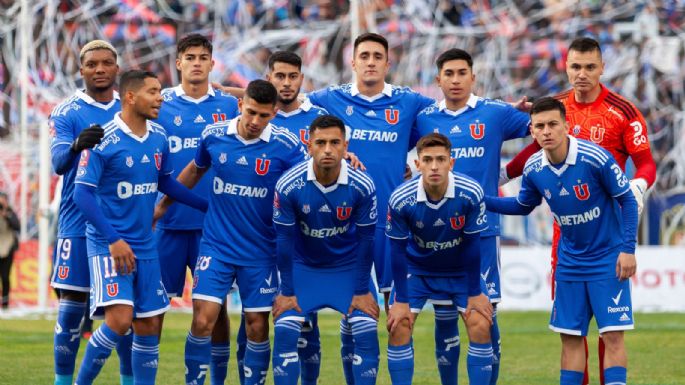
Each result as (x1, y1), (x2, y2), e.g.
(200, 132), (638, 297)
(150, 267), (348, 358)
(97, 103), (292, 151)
(85, 80), (115, 95)
(277, 90), (300, 106)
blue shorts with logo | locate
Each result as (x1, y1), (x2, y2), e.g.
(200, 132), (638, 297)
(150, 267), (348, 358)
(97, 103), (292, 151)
(389, 274), (470, 314)
(480, 236), (501, 303)
(192, 243), (277, 312)
(88, 255), (170, 320)
(51, 237), (90, 293)
(550, 278), (634, 336)
(156, 228), (202, 297)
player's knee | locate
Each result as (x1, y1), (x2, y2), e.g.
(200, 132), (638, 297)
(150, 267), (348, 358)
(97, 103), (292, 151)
(132, 315), (162, 336)
(60, 289), (88, 303)
(104, 305), (134, 335)
(388, 318), (412, 346)
(600, 331), (624, 351)
(245, 312), (269, 341)
(192, 309), (218, 336)
(465, 313), (490, 343)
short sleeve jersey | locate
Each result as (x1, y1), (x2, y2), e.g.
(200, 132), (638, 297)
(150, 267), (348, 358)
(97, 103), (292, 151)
(269, 99), (328, 145)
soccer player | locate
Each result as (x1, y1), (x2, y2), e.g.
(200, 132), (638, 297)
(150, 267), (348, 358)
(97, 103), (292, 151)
(385, 132), (494, 385)
(501, 37), (656, 385)
(154, 80), (306, 385)
(271, 114), (380, 385)
(487, 97), (638, 385)
(415, 48), (531, 384)
(48, 40), (134, 385)
(72, 70), (208, 385)
(306, 33), (434, 381)
(153, 33), (239, 385)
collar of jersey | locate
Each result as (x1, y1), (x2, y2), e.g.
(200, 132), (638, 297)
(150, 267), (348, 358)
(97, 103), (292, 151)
(307, 157), (349, 193)
(417, 172), (455, 209)
(438, 94), (478, 116)
(541, 135), (578, 176)
(113, 112), (150, 143)
(350, 82), (393, 102)
(226, 117), (272, 143)
(76, 89), (119, 110)
(172, 84), (215, 104)
(277, 99), (313, 117)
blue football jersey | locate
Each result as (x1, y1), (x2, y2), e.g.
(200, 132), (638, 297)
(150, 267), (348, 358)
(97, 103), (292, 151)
(154, 85), (239, 230)
(308, 83), (434, 224)
(49, 90), (120, 238)
(518, 136), (631, 280)
(195, 117), (308, 266)
(386, 172), (488, 276)
(270, 99), (328, 145)
(273, 159), (377, 268)
(416, 95), (530, 237)
(75, 113), (173, 259)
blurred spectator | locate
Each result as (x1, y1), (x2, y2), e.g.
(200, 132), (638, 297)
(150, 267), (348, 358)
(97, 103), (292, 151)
(0, 191), (19, 309)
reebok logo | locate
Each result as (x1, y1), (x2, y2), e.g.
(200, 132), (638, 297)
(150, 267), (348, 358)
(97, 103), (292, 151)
(481, 267), (491, 281)
(265, 272), (273, 286)
(612, 289), (623, 306)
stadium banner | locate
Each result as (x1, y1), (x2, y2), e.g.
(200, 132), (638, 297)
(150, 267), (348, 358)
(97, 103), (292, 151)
(498, 246), (685, 312)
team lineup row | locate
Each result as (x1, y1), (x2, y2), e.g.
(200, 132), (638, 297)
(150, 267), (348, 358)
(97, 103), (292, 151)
(47, 32), (655, 385)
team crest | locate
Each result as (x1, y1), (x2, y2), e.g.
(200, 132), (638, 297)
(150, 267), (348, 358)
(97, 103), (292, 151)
(193, 275), (199, 289)
(174, 115), (182, 126)
(154, 152), (163, 170)
(573, 183), (591, 200)
(415, 220), (424, 229)
(590, 125), (605, 143)
(106, 283), (119, 297)
(450, 216), (466, 230)
(302, 204), (310, 214)
(126, 156), (134, 168)
(79, 150), (90, 167)
(544, 189), (552, 199)
(299, 129), (310, 145)
(219, 153), (227, 164)
(384, 109), (399, 124)
(572, 124), (581, 136)
(49, 120), (56, 138)
(57, 266), (69, 279)
(469, 122), (485, 140)
(212, 113), (227, 123)
(255, 158), (271, 175)
(337, 206), (352, 220)
(346, 105), (354, 116)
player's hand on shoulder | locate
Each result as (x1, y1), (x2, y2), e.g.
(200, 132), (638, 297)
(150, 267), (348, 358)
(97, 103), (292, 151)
(272, 294), (301, 320)
(72, 124), (105, 152)
(616, 252), (637, 280)
(109, 239), (136, 275)
(348, 292), (380, 320)
(387, 301), (412, 333)
(465, 293), (493, 325)
(345, 152), (366, 171)
(211, 82), (244, 99)
(511, 95), (532, 113)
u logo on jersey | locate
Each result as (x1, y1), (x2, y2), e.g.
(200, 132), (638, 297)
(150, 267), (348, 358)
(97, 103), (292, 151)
(154, 152), (163, 170)
(79, 150), (90, 167)
(255, 158), (271, 175)
(299, 129), (310, 145)
(573, 183), (591, 200)
(385, 109), (399, 124)
(337, 207), (352, 220)
(212, 113), (227, 123)
(106, 283), (119, 297)
(450, 216), (466, 230)
(590, 125), (605, 143)
(57, 266), (69, 279)
(469, 123), (485, 140)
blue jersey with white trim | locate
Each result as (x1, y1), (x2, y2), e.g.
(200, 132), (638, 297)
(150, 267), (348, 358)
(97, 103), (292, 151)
(274, 159), (377, 268)
(75, 113), (173, 259)
(416, 96), (530, 237)
(518, 137), (631, 280)
(386, 172), (488, 276)
(270, 100), (328, 145)
(195, 117), (308, 266)
(308, 83), (434, 227)
(154, 86), (239, 230)
(49, 90), (120, 238)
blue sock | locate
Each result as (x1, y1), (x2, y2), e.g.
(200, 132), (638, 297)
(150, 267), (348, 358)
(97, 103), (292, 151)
(244, 340), (270, 385)
(75, 323), (122, 385)
(236, 314), (247, 385)
(116, 328), (134, 383)
(299, 315), (321, 385)
(339, 318), (355, 385)
(185, 333), (211, 385)
(349, 314), (380, 385)
(604, 366), (627, 385)
(387, 343), (413, 385)
(489, 309), (501, 385)
(131, 334), (159, 385)
(211, 342), (230, 385)
(272, 318), (303, 385)
(560, 369), (584, 385)
(434, 306), (460, 385)
(54, 299), (87, 382)
(467, 342), (493, 385)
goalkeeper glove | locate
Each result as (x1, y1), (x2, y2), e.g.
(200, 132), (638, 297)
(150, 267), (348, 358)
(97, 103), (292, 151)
(71, 124), (104, 153)
(629, 178), (648, 216)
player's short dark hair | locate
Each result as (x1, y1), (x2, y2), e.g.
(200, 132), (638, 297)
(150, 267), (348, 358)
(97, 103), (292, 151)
(568, 37), (601, 55)
(416, 133), (452, 155)
(119, 70), (157, 95)
(177, 33), (213, 57)
(268, 51), (302, 71)
(353, 33), (388, 55)
(309, 115), (346, 137)
(244, 79), (278, 105)
(436, 48), (473, 71)
(530, 96), (566, 120)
